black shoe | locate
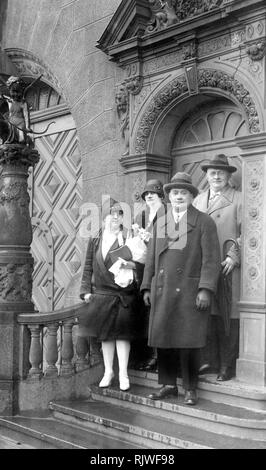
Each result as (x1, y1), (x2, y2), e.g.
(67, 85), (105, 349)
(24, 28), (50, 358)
(147, 385), (178, 400)
(140, 357), (158, 372)
(198, 363), (210, 374)
(184, 390), (197, 406)
(216, 367), (232, 382)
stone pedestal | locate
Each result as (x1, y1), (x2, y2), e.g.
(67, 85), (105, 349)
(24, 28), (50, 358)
(0, 144), (39, 414)
(236, 133), (266, 386)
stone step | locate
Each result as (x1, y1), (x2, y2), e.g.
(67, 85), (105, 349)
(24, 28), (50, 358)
(129, 369), (266, 412)
(0, 414), (139, 449)
(90, 382), (266, 445)
(49, 396), (266, 449)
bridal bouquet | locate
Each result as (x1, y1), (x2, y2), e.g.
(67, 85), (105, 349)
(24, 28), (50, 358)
(108, 223), (149, 287)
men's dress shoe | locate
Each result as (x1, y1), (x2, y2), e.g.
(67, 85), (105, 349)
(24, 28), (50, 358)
(184, 390), (197, 406)
(198, 363), (210, 374)
(140, 357), (158, 372)
(119, 375), (130, 391)
(99, 371), (114, 388)
(147, 385), (178, 400)
(216, 367), (232, 382)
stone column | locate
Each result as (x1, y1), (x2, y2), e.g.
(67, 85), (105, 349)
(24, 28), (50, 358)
(235, 133), (266, 386)
(0, 144), (39, 414)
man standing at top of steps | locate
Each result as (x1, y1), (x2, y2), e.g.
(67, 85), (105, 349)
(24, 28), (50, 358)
(140, 172), (221, 406)
(193, 154), (242, 382)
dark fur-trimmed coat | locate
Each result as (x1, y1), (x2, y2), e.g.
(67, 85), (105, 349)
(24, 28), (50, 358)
(140, 205), (221, 349)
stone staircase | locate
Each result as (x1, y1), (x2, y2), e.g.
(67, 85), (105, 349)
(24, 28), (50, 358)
(1, 370), (266, 449)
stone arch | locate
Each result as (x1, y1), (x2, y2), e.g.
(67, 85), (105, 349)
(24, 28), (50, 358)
(5, 48), (64, 98)
(133, 68), (261, 155)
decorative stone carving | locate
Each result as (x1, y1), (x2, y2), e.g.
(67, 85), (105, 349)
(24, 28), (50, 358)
(198, 69), (260, 134)
(145, 0), (178, 34)
(115, 85), (130, 156)
(0, 263), (33, 302)
(134, 68), (260, 154)
(145, 0), (223, 32)
(0, 144), (39, 310)
(242, 159), (264, 300)
(7, 50), (63, 96)
(181, 41), (197, 61)
(123, 63), (144, 95)
(246, 41), (266, 61)
(135, 74), (188, 154)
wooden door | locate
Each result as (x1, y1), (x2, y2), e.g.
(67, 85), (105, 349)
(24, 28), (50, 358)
(30, 114), (83, 311)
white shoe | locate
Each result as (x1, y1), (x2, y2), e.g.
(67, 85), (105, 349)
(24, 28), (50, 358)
(119, 375), (130, 391)
(99, 371), (114, 388)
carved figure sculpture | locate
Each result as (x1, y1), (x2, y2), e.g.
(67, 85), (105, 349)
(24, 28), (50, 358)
(115, 85), (129, 156)
(0, 75), (55, 147)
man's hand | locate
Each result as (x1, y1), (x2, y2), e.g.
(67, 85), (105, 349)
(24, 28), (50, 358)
(221, 256), (236, 275)
(196, 289), (211, 311)
(143, 290), (151, 306)
(84, 293), (92, 303)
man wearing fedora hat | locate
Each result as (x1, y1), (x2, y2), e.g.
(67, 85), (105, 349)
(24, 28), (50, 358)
(193, 154), (242, 381)
(141, 172), (220, 405)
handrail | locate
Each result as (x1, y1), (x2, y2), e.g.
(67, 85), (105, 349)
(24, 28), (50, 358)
(17, 302), (87, 324)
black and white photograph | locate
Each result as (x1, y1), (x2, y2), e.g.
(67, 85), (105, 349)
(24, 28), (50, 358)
(0, 0), (265, 455)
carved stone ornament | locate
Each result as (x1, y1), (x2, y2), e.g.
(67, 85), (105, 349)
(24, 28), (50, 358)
(0, 144), (40, 167)
(145, 0), (224, 33)
(0, 262), (33, 302)
(246, 41), (266, 61)
(134, 69), (260, 154)
(242, 159), (264, 300)
(145, 0), (178, 34)
(115, 85), (130, 156)
(125, 76), (144, 95)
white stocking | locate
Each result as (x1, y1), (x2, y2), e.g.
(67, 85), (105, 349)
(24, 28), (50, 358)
(116, 340), (130, 378)
(101, 340), (115, 375)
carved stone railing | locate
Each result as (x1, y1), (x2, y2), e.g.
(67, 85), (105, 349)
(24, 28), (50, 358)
(17, 302), (94, 380)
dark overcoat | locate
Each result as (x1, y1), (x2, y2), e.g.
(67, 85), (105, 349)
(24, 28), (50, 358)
(140, 205), (221, 349)
(79, 229), (139, 341)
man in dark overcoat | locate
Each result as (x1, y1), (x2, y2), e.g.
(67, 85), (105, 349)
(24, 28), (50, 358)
(141, 172), (221, 405)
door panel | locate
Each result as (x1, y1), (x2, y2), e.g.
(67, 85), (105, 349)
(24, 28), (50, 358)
(30, 115), (83, 312)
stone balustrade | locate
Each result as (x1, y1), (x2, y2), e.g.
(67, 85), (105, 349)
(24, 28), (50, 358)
(17, 302), (91, 380)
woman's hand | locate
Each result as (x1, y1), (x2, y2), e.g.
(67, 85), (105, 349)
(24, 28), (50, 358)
(119, 258), (136, 270)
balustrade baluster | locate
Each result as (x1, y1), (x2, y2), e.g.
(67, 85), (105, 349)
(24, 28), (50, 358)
(75, 335), (90, 371)
(28, 325), (43, 379)
(44, 322), (59, 377)
(60, 319), (75, 375)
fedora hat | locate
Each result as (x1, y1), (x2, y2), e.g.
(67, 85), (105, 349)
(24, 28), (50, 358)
(141, 179), (164, 200)
(163, 172), (198, 197)
(201, 154), (237, 173)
